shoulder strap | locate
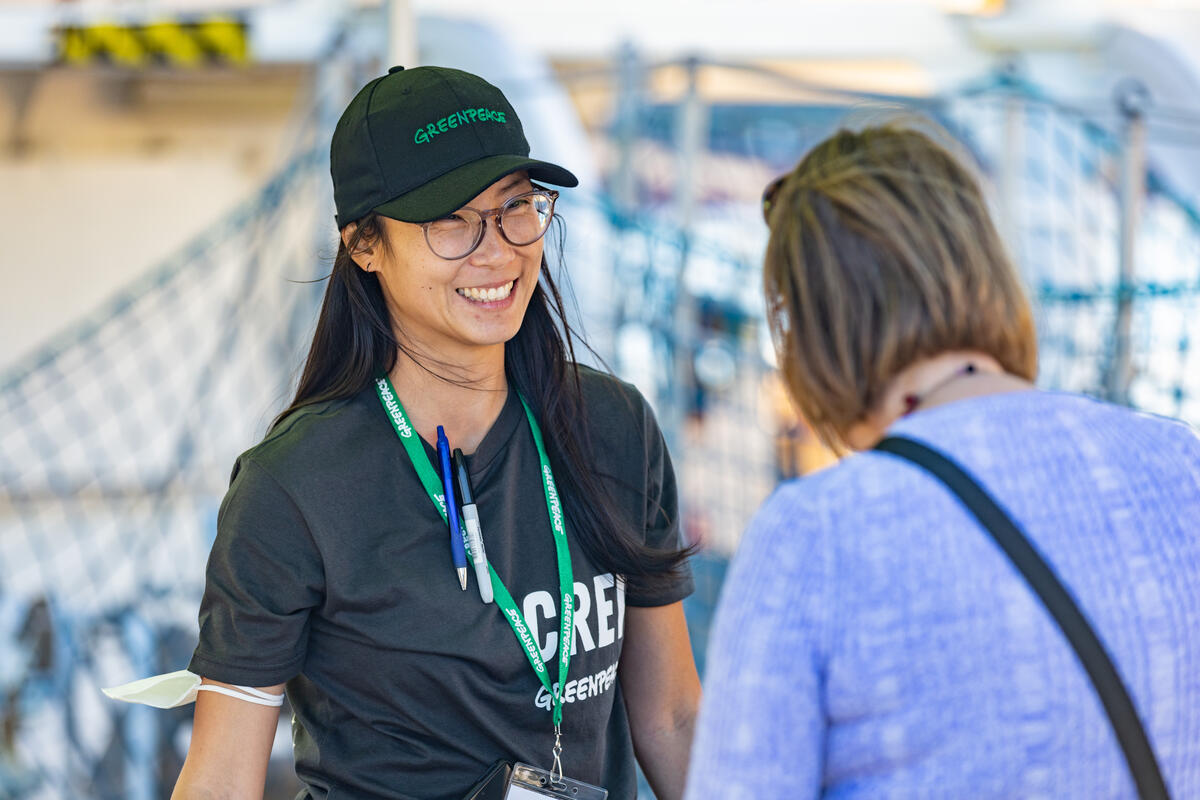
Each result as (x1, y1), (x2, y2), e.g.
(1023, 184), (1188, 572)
(874, 435), (1170, 800)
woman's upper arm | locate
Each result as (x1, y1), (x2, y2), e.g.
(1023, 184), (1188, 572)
(177, 460), (318, 797)
(620, 601), (701, 729)
(684, 488), (834, 799)
(171, 679), (284, 800)
(192, 458), (324, 681)
(619, 601), (701, 800)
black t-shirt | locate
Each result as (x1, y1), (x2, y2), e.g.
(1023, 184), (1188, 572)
(188, 366), (692, 800)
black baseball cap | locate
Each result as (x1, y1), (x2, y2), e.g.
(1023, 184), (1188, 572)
(330, 65), (578, 228)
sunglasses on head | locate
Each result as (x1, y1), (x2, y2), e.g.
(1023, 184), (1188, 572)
(761, 173), (786, 223)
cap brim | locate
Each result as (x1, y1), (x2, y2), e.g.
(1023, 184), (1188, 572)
(372, 155), (579, 223)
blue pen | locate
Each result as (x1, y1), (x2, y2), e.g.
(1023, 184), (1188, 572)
(436, 426), (468, 591)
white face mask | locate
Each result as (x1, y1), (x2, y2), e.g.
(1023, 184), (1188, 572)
(102, 669), (284, 708)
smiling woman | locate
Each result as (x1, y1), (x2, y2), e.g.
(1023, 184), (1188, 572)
(160, 65), (700, 800)
(341, 174), (548, 368)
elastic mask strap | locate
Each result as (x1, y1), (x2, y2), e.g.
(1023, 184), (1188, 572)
(196, 684), (285, 707)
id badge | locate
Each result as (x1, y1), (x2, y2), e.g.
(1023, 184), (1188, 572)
(503, 762), (607, 800)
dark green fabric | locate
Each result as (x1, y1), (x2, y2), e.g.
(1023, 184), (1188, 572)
(330, 65), (578, 227)
(188, 367), (691, 800)
(372, 154), (575, 224)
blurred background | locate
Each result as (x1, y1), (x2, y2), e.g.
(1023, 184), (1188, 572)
(3, 0), (1200, 796)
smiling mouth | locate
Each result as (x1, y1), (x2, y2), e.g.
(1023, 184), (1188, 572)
(456, 279), (515, 303)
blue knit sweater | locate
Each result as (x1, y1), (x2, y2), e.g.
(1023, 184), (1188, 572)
(686, 390), (1200, 799)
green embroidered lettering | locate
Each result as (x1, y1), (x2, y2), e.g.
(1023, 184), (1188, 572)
(412, 108), (507, 144)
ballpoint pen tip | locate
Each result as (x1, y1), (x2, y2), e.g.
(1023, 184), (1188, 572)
(458, 567), (467, 590)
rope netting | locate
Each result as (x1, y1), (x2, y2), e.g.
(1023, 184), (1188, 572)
(1, 62), (1198, 797)
(0, 146), (330, 798)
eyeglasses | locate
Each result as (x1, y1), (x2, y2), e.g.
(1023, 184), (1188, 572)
(761, 174), (785, 223)
(421, 186), (559, 260)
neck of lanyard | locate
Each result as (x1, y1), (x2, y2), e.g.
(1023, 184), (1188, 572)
(373, 376), (575, 735)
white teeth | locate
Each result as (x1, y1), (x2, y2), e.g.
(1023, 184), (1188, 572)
(457, 280), (514, 302)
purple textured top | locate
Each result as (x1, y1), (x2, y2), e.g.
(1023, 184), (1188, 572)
(686, 390), (1200, 799)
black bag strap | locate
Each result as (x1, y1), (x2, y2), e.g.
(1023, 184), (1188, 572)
(874, 435), (1170, 800)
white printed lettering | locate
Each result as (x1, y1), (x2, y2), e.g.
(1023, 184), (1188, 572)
(594, 573), (616, 648)
(535, 683), (553, 710)
(571, 581), (595, 656)
(616, 575), (626, 640)
(544, 465), (563, 533)
(531, 663), (619, 711)
(506, 607), (544, 673)
(375, 379), (413, 438)
(522, 590), (558, 662)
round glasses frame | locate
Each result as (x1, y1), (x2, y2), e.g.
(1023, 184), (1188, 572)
(420, 185), (559, 260)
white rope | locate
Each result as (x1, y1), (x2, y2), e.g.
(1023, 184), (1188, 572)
(196, 684), (285, 707)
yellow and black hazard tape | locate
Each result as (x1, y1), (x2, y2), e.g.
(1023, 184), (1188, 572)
(56, 16), (249, 68)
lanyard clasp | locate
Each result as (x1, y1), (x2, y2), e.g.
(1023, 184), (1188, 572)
(550, 723), (564, 786)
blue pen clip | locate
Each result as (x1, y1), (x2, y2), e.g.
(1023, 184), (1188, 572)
(436, 426), (468, 591)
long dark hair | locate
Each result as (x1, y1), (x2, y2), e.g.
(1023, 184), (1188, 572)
(277, 212), (692, 594)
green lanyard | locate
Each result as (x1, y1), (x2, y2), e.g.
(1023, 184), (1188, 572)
(373, 376), (575, 739)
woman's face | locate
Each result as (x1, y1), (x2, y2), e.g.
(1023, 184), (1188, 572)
(364, 172), (545, 364)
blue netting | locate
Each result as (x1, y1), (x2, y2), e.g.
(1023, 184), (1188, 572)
(0, 144), (330, 798)
(2, 63), (1199, 798)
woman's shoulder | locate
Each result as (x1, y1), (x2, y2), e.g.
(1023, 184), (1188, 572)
(889, 388), (1200, 478)
(573, 364), (670, 452)
(575, 363), (643, 402)
(762, 450), (927, 523)
(233, 388), (380, 486)
(749, 446), (955, 558)
(573, 364), (654, 426)
(755, 389), (1200, 553)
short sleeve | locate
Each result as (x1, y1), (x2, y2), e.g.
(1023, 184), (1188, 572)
(188, 457), (325, 686)
(625, 392), (694, 607)
(684, 485), (832, 799)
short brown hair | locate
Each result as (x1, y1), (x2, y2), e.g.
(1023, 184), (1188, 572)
(763, 123), (1038, 449)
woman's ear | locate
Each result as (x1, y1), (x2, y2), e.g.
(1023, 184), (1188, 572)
(340, 222), (376, 272)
